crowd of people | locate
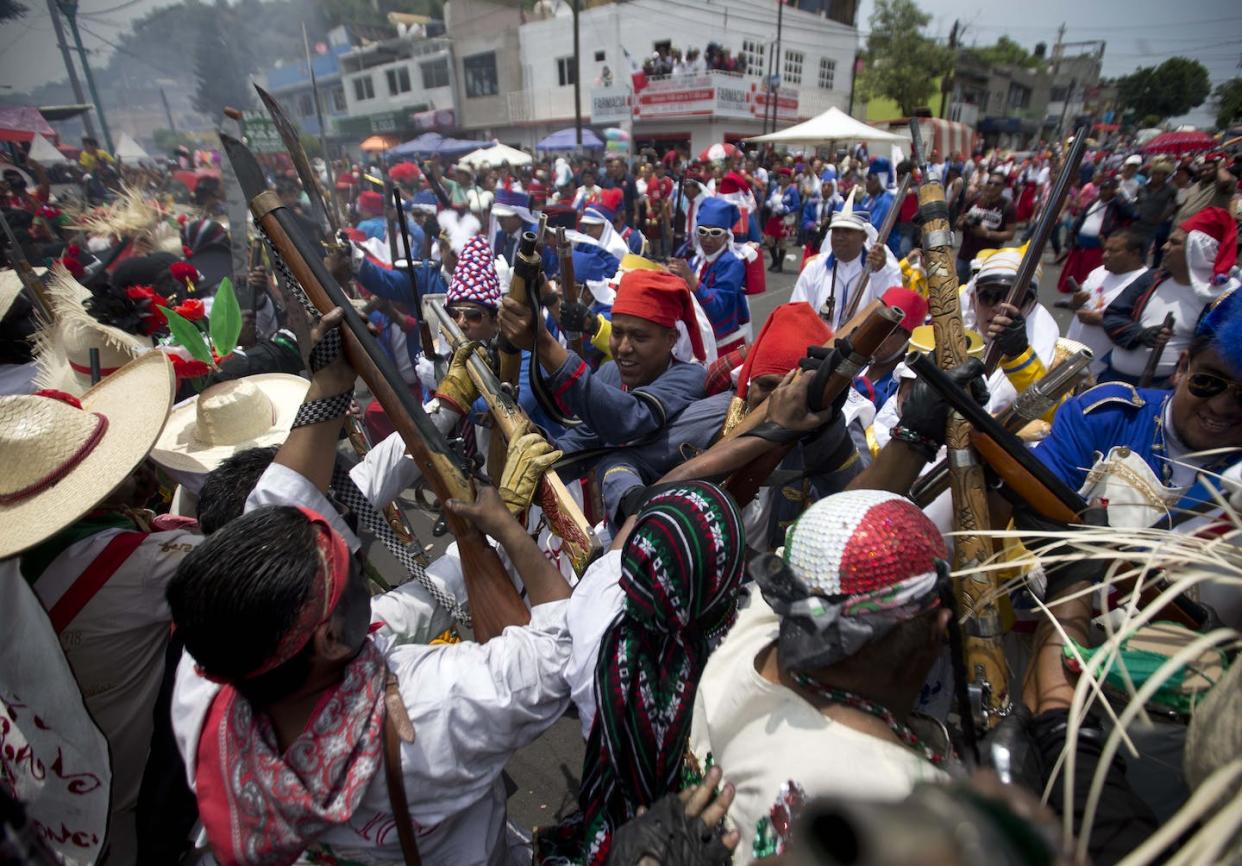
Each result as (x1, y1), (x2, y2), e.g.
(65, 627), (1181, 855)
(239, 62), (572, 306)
(2, 124), (1241, 866)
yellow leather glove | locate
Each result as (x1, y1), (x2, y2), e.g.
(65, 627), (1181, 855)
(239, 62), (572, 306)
(433, 341), (483, 415)
(498, 430), (563, 517)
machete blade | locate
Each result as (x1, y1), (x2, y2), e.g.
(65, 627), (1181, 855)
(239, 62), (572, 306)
(218, 133), (269, 203)
(254, 83), (337, 236)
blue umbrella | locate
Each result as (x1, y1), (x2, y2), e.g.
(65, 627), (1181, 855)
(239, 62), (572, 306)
(387, 132), (490, 159)
(535, 127), (604, 151)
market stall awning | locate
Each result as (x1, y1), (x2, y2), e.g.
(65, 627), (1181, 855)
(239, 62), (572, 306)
(361, 134), (398, 152)
(536, 127), (603, 150)
(745, 107), (905, 146)
(386, 131), (489, 158)
(38, 104), (94, 123)
(28, 133), (67, 164)
(0, 106), (58, 144)
(458, 142), (532, 168)
(114, 132), (151, 162)
(1141, 130), (1217, 156)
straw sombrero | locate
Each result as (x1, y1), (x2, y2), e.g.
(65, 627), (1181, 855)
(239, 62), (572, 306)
(0, 351), (175, 559)
(1, 267), (45, 320)
(150, 373), (310, 475)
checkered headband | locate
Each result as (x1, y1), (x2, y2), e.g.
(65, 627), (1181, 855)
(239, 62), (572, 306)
(447, 234), (501, 308)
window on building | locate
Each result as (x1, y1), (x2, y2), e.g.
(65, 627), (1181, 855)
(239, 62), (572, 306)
(297, 93), (314, 117)
(331, 86), (347, 113)
(386, 66), (411, 96)
(741, 39), (766, 77)
(422, 57), (449, 89)
(353, 75), (375, 101)
(818, 57), (836, 90)
(1008, 83), (1030, 109)
(594, 50), (605, 62)
(784, 50), (803, 85)
(557, 56), (576, 87)
(1049, 85), (1069, 102)
(463, 51), (498, 98)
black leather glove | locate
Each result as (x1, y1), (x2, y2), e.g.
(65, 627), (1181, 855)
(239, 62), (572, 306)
(901, 357), (989, 446)
(798, 340), (853, 419)
(1012, 505), (1110, 599)
(606, 791), (734, 866)
(995, 309), (1029, 358)
(560, 300), (598, 336)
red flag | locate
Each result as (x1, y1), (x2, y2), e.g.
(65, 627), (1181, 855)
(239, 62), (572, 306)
(623, 47), (648, 92)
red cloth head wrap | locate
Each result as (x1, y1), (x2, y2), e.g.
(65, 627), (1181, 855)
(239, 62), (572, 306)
(737, 302), (830, 400)
(611, 269), (705, 361)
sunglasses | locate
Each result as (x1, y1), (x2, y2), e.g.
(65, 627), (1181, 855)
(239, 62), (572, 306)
(449, 306), (486, 323)
(697, 226), (727, 239)
(1186, 371), (1242, 403)
(976, 289), (1009, 307)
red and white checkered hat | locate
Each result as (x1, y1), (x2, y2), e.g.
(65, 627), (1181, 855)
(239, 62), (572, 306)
(447, 235), (501, 309)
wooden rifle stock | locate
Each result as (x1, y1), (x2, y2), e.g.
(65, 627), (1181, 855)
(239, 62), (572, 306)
(491, 232), (543, 478)
(982, 127), (1089, 374)
(718, 302), (905, 505)
(1138, 312), (1175, 388)
(555, 227), (585, 356)
(840, 172), (912, 323)
(428, 299), (599, 575)
(910, 348), (1094, 507)
(222, 134), (529, 641)
(918, 177), (1010, 729)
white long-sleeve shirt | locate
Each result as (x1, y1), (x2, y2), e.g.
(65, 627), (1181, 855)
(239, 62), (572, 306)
(790, 248), (904, 332)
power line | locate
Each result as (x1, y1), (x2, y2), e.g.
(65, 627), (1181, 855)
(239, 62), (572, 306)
(76, 20), (184, 78)
(80, 0), (148, 17)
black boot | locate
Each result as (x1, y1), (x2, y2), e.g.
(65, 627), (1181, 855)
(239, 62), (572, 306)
(767, 246), (779, 271)
(774, 248), (785, 272)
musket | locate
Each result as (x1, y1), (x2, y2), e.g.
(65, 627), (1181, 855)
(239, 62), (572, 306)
(910, 347), (1095, 508)
(388, 184), (439, 363)
(670, 302), (905, 506)
(421, 160), (452, 210)
(907, 351), (1210, 632)
(917, 171), (1009, 731)
(554, 227), (585, 356)
(254, 83), (340, 240)
(1138, 312), (1175, 388)
(382, 169), (401, 265)
(838, 172), (912, 323)
(489, 231), (545, 479)
(981, 127), (1088, 374)
(221, 132), (529, 641)
(342, 410), (417, 548)
(427, 297), (599, 575)
(0, 210), (52, 320)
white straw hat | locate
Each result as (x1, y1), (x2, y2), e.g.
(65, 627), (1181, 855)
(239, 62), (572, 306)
(0, 267), (45, 320)
(0, 351), (175, 559)
(150, 373), (310, 475)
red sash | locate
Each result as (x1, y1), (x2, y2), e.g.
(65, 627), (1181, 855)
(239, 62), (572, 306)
(48, 531), (146, 634)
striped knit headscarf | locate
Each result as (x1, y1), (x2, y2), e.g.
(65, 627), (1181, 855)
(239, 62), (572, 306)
(579, 481), (745, 864)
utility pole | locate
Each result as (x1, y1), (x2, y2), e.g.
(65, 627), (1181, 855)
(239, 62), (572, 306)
(771, 0), (784, 131)
(46, 0), (97, 142)
(160, 87), (177, 134)
(940, 19), (959, 120)
(56, 0), (113, 152)
(572, 0), (583, 148)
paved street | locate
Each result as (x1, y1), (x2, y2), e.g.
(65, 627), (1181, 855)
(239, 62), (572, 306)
(366, 241), (1070, 835)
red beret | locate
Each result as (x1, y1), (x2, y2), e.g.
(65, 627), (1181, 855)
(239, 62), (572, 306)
(357, 190), (384, 217)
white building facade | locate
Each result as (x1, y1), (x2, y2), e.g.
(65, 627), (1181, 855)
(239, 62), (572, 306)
(450, 0), (859, 153)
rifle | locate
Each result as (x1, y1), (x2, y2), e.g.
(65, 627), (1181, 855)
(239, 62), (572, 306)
(554, 227), (585, 356)
(0, 209), (52, 320)
(906, 351), (1210, 632)
(674, 302), (905, 505)
(981, 127), (1088, 374)
(221, 132), (529, 642)
(910, 347), (1095, 508)
(917, 173), (1009, 731)
(388, 184), (439, 363)
(839, 172), (912, 323)
(489, 232), (545, 479)
(254, 84), (339, 240)
(671, 170), (687, 253)
(421, 159), (452, 210)
(427, 297), (599, 576)
(1138, 312), (1175, 388)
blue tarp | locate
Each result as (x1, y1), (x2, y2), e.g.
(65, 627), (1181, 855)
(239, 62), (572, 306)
(387, 132), (488, 158)
(535, 127), (603, 151)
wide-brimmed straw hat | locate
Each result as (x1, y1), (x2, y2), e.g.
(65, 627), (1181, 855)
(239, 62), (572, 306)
(0, 351), (175, 559)
(150, 373), (310, 475)
(0, 267), (45, 319)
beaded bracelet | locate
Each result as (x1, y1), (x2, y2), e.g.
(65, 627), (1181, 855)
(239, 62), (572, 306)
(291, 390), (353, 430)
(890, 424), (939, 461)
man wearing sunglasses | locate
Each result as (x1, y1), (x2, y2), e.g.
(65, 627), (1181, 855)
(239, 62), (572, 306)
(667, 197), (751, 354)
(1034, 287), (1242, 538)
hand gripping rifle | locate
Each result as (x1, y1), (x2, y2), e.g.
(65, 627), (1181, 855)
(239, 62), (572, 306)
(910, 347), (1095, 508)
(1138, 312), (1175, 388)
(981, 127), (1089, 375)
(917, 173), (1010, 731)
(666, 302), (905, 505)
(427, 297), (599, 576)
(221, 133), (529, 641)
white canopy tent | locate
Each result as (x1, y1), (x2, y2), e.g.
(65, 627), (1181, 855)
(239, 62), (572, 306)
(114, 132), (151, 162)
(458, 141), (532, 169)
(746, 107), (907, 146)
(27, 133), (67, 164)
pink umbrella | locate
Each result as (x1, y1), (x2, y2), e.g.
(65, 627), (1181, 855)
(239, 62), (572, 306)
(698, 142), (741, 163)
(1141, 130), (1217, 157)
